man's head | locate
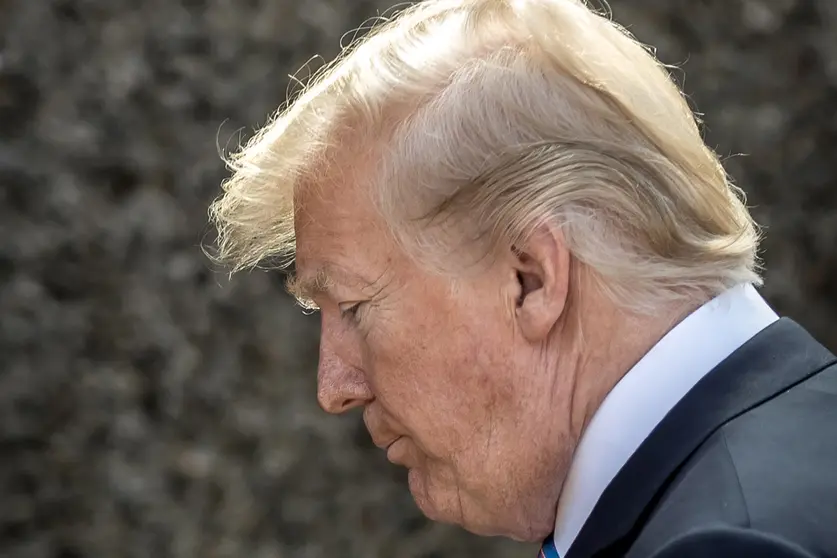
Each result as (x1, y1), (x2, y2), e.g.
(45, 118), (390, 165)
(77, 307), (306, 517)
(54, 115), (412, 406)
(209, 0), (761, 542)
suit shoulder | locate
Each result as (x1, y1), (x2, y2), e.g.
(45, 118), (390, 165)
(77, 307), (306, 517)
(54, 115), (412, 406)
(721, 363), (837, 538)
(630, 364), (837, 557)
(647, 525), (817, 558)
(626, 429), (749, 556)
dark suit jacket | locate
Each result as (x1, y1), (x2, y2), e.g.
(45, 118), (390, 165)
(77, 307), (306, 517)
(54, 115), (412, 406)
(565, 318), (837, 558)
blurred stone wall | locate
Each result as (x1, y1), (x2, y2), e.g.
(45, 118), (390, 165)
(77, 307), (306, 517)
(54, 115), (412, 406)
(0, 0), (834, 557)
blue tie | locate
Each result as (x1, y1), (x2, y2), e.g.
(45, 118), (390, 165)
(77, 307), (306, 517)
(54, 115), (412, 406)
(539, 534), (560, 558)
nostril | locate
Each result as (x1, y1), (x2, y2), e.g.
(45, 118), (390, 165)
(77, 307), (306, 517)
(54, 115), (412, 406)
(340, 395), (368, 412)
(317, 383), (365, 415)
(318, 389), (371, 415)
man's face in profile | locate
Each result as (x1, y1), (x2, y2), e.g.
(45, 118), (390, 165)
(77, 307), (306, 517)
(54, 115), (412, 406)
(290, 164), (573, 541)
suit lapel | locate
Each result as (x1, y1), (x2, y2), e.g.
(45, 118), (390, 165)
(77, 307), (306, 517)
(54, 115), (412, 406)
(566, 318), (836, 558)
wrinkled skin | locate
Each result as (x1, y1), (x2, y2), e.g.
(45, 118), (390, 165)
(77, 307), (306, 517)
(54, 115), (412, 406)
(291, 162), (678, 541)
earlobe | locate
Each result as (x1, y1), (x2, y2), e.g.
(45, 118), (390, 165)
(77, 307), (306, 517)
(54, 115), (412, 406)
(512, 224), (571, 342)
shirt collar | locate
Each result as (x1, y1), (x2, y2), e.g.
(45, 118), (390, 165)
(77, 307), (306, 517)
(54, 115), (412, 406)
(551, 283), (779, 556)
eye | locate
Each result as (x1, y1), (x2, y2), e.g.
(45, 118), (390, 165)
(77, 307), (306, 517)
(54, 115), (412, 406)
(338, 302), (362, 321)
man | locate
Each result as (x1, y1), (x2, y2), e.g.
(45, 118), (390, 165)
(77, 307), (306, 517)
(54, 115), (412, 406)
(208, 0), (837, 556)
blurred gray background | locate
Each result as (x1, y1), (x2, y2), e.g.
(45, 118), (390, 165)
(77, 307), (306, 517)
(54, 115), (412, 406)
(1, 0), (835, 557)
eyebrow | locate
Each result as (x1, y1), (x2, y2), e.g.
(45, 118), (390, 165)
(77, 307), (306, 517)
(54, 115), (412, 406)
(285, 266), (334, 308)
(285, 263), (376, 309)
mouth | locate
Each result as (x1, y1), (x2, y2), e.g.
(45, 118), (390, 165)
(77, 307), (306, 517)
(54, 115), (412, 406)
(371, 434), (406, 463)
(377, 436), (401, 451)
(385, 437), (405, 463)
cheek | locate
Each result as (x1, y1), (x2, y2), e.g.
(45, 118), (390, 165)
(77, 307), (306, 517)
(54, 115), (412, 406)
(362, 294), (515, 460)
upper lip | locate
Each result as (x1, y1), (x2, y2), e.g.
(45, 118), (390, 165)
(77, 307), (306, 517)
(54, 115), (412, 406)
(374, 436), (401, 450)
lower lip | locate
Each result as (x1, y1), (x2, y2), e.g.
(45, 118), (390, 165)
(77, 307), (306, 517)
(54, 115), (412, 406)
(386, 438), (404, 463)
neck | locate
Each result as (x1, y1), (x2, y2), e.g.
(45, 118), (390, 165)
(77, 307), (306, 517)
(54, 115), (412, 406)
(520, 284), (702, 541)
(562, 291), (701, 447)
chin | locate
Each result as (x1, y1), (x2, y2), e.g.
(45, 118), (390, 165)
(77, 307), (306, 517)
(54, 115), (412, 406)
(406, 468), (441, 521)
(406, 469), (549, 542)
(464, 520), (552, 542)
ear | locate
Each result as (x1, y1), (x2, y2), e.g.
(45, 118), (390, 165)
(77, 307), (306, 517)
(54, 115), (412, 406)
(511, 223), (571, 342)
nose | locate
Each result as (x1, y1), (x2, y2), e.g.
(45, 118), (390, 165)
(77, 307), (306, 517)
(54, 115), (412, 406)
(317, 344), (373, 414)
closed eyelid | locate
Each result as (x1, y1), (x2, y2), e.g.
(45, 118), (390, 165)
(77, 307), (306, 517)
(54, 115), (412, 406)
(288, 264), (389, 314)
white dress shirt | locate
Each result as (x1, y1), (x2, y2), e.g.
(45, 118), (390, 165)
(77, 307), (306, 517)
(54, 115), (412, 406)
(551, 283), (779, 556)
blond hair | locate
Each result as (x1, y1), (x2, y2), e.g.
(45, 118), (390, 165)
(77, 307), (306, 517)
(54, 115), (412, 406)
(209, 0), (762, 313)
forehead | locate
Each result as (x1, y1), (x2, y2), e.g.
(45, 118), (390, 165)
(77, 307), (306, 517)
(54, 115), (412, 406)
(292, 164), (398, 294)
(294, 169), (381, 254)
